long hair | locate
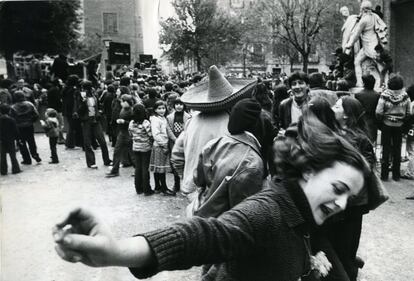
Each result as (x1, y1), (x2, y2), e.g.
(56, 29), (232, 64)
(253, 83), (272, 112)
(273, 111), (370, 181)
(305, 97), (341, 132)
(341, 96), (369, 136)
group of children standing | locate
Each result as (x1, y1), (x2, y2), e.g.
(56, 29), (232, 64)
(127, 98), (190, 196)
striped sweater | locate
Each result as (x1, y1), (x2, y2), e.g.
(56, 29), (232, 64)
(128, 119), (152, 152)
(375, 89), (411, 127)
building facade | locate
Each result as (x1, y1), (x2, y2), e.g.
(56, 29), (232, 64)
(82, 0), (144, 66)
(384, 0), (414, 86)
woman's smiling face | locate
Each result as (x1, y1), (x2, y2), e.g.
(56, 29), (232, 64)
(301, 161), (364, 225)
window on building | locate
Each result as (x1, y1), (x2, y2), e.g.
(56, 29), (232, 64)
(103, 13), (118, 34)
(230, 0), (244, 9)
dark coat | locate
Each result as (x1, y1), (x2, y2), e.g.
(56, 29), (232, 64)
(47, 86), (63, 113)
(62, 86), (79, 117)
(11, 101), (39, 128)
(76, 95), (101, 122)
(0, 114), (19, 143)
(130, 180), (316, 281)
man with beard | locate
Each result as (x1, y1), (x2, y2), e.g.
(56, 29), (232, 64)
(276, 71), (310, 131)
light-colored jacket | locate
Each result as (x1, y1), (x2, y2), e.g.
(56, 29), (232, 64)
(190, 132), (264, 218)
(171, 111), (229, 194)
(149, 115), (169, 147)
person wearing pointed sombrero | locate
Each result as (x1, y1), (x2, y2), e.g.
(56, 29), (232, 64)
(171, 65), (257, 197)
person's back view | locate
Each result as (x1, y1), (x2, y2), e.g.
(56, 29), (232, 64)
(355, 74), (380, 143)
(190, 99), (264, 218)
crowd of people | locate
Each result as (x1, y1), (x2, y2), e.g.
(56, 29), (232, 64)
(1, 58), (413, 280)
(48, 64), (408, 281)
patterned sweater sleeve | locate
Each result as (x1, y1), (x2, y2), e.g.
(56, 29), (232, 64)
(129, 189), (278, 279)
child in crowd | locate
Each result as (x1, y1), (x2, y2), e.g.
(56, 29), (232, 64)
(0, 104), (21, 175)
(40, 108), (60, 164)
(166, 98), (191, 192)
(149, 100), (175, 196)
(129, 104), (153, 195)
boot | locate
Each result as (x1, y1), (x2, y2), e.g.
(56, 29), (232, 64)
(154, 173), (162, 193)
(380, 165), (388, 181)
(160, 173), (175, 196)
(173, 174), (181, 192)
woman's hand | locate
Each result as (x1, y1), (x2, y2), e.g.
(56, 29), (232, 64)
(52, 208), (154, 268)
(52, 207), (120, 267)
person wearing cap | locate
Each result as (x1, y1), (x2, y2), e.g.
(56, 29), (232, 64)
(171, 65), (256, 197)
(188, 98), (264, 219)
(276, 71), (311, 131)
(76, 80), (111, 169)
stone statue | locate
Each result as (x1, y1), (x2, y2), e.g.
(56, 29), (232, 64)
(340, 6), (360, 55)
(344, 0), (389, 88)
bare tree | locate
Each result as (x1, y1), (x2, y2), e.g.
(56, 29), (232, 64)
(257, 0), (332, 72)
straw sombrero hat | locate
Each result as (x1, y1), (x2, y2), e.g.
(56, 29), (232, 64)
(181, 65), (257, 112)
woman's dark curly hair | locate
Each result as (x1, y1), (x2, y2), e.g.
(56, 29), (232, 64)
(273, 110), (371, 182)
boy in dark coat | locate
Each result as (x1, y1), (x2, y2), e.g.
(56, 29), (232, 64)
(0, 104), (21, 175)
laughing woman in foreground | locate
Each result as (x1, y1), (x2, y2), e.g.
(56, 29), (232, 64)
(52, 113), (371, 281)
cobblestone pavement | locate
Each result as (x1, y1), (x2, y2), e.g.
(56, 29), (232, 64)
(1, 134), (413, 281)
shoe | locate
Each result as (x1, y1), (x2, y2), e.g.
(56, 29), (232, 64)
(105, 171), (119, 177)
(88, 164), (98, 169)
(406, 195), (414, 200)
(162, 189), (176, 196)
(154, 189), (161, 194)
(21, 161), (31, 165)
(49, 161), (59, 164)
(12, 170), (22, 174)
(144, 190), (155, 196)
(355, 256), (365, 269)
(401, 174), (414, 180)
(104, 161), (113, 166)
(136, 190), (144, 195)
(34, 156), (42, 163)
(393, 175), (401, 181)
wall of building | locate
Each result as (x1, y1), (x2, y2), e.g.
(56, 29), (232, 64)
(387, 0), (414, 86)
(83, 0), (144, 64)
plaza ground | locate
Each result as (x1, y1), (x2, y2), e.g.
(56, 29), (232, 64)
(1, 134), (413, 281)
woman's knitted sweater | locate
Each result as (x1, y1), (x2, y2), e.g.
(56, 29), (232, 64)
(129, 180), (317, 281)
